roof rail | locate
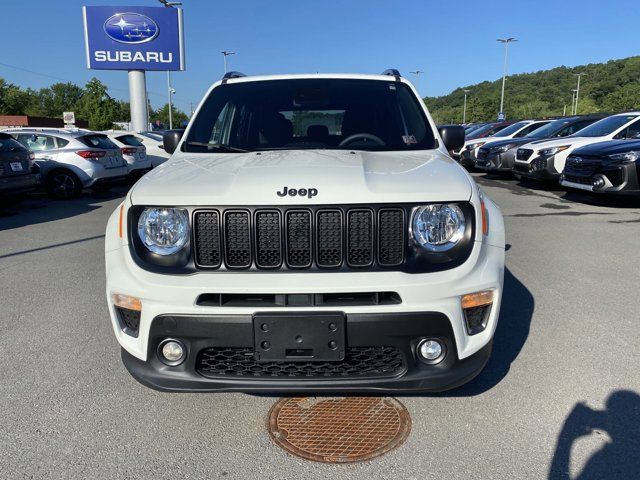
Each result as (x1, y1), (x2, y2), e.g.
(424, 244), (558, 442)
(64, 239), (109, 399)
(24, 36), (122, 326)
(381, 69), (402, 78)
(222, 71), (246, 80)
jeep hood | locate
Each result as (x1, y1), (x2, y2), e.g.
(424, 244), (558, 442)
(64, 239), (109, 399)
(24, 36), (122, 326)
(130, 149), (473, 206)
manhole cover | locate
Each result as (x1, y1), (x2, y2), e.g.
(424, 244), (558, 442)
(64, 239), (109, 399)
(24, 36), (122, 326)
(267, 396), (411, 463)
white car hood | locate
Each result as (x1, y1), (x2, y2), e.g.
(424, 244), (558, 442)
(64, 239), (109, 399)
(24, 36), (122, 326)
(130, 149), (473, 206)
(521, 136), (607, 152)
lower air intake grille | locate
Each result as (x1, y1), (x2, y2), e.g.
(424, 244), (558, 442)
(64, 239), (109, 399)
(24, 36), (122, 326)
(196, 346), (406, 378)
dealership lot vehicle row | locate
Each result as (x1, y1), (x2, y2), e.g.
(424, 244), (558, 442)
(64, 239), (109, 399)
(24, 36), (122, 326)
(1, 176), (638, 479)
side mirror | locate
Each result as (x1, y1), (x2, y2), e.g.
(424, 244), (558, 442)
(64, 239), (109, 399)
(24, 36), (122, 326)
(438, 125), (465, 151)
(162, 129), (185, 154)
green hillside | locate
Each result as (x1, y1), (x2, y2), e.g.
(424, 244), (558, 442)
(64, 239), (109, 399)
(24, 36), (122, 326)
(424, 56), (640, 124)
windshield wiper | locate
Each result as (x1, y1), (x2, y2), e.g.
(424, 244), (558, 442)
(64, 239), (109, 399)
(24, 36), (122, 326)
(186, 141), (249, 152)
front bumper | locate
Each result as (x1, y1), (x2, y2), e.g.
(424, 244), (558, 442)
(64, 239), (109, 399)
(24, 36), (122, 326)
(476, 150), (517, 172)
(121, 312), (493, 393)
(0, 173), (40, 195)
(561, 161), (640, 195)
(513, 155), (559, 180)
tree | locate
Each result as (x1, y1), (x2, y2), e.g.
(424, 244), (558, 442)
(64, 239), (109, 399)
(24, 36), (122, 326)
(75, 78), (122, 130)
(0, 79), (37, 115)
(35, 82), (85, 118)
(151, 103), (189, 128)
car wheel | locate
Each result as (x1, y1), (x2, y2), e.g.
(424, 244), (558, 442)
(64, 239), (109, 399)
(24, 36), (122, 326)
(46, 170), (82, 199)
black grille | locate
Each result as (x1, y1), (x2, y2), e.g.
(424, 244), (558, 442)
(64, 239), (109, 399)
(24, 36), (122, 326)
(224, 211), (251, 268)
(192, 206), (408, 271)
(196, 346), (406, 378)
(317, 210), (342, 267)
(286, 210), (312, 267)
(347, 210), (374, 267)
(194, 211), (221, 267)
(563, 174), (593, 185)
(516, 148), (533, 161)
(255, 211), (282, 268)
(565, 157), (599, 174)
(378, 209), (404, 266)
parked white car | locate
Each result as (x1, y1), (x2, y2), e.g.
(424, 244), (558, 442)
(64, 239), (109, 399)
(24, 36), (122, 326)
(513, 112), (640, 180)
(137, 131), (171, 168)
(105, 71), (505, 394)
(101, 130), (152, 177)
(4, 128), (128, 198)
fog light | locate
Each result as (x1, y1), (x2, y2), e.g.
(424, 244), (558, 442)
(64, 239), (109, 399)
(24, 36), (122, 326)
(417, 339), (445, 364)
(593, 177), (605, 189)
(159, 339), (185, 366)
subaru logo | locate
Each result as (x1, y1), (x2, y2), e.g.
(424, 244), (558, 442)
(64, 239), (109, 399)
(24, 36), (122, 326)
(572, 157), (583, 163)
(104, 13), (159, 44)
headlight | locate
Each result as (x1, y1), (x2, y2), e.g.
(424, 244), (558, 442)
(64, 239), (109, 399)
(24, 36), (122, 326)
(411, 204), (465, 252)
(467, 142), (486, 150)
(137, 207), (189, 255)
(607, 150), (640, 163)
(539, 145), (570, 156)
(493, 143), (517, 153)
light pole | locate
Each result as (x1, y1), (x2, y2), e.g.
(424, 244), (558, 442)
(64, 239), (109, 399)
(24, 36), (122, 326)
(462, 89), (470, 124)
(571, 89), (577, 116)
(573, 73), (587, 115)
(497, 37), (517, 120)
(410, 70), (424, 93)
(221, 51), (235, 73)
(160, 0), (182, 130)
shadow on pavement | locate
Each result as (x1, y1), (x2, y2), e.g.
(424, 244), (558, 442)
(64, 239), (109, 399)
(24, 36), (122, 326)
(0, 187), (128, 232)
(548, 390), (640, 479)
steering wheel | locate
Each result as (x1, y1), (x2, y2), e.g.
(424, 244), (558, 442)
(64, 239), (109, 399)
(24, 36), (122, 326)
(338, 133), (385, 148)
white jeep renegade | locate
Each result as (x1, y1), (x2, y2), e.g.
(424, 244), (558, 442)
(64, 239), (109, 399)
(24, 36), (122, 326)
(105, 70), (505, 393)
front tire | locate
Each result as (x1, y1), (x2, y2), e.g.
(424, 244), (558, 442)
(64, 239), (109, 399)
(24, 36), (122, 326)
(46, 170), (82, 199)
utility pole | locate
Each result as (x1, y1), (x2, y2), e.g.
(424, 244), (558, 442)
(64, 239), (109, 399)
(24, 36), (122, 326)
(167, 71), (175, 129)
(221, 51), (235, 73)
(462, 89), (470, 124)
(573, 73), (587, 115)
(159, 0), (182, 130)
(571, 89), (577, 116)
(410, 70), (424, 93)
(497, 37), (517, 120)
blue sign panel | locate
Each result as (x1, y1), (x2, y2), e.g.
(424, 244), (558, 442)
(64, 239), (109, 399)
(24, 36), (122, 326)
(83, 6), (185, 71)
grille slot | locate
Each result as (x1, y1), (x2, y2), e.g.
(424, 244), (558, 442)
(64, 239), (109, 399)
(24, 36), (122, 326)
(255, 210), (282, 268)
(194, 211), (221, 267)
(224, 211), (251, 268)
(196, 346), (406, 378)
(286, 210), (312, 268)
(347, 209), (374, 267)
(378, 209), (404, 266)
(516, 148), (533, 161)
(316, 210), (343, 267)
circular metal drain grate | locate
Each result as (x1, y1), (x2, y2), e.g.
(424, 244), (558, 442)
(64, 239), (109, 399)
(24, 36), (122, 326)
(268, 396), (411, 463)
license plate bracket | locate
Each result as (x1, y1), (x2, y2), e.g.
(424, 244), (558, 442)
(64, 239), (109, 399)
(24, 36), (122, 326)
(253, 312), (345, 362)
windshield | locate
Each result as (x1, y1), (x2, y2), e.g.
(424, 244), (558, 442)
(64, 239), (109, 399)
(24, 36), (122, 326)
(184, 79), (436, 152)
(571, 115), (638, 137)
(525, 119), (569, 138)
(489, 121), (529, 137)
(79, 134), (119, 150)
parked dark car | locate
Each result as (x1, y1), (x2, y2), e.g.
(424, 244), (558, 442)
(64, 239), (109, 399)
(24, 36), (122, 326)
(0, 132), (40, 197)
(455, 121), (516, 167)
(475, 115), (605, 174)
(560, 137), (640, 196)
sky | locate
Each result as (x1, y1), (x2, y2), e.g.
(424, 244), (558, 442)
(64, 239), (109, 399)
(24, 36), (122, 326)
(1, 0), (639, 114)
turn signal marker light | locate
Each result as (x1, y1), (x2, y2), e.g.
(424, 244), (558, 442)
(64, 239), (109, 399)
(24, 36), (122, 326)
(461, 290), (494, 309)
(118, 204), (124, 238)
(480, 197), (489, 235)
(112, 294), (142, 312)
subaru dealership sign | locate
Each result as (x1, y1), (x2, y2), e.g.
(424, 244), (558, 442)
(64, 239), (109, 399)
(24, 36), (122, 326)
(82, 6), (184, 71)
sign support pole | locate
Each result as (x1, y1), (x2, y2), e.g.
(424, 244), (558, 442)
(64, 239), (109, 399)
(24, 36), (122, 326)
(128, 70), (148, 132)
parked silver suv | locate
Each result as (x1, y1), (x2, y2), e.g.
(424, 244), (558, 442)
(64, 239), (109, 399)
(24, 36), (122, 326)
(4, 128), (128, 198)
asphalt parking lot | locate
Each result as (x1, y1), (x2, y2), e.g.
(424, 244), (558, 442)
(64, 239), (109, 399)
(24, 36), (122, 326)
(1, 174), (639, 479)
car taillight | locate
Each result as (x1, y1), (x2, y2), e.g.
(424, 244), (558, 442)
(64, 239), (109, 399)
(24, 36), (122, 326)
(121, 147), (137, 155)
(76, 150), (106, 159)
